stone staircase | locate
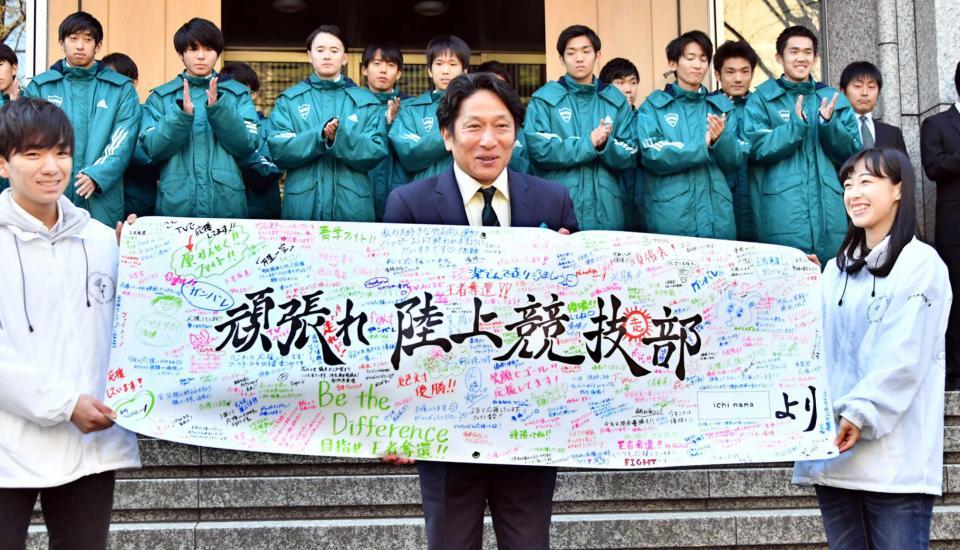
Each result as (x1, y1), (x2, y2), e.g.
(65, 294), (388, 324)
(26, 393), (960, 549)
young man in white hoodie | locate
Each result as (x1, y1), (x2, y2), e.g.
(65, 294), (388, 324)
(0, 98), (140, 549)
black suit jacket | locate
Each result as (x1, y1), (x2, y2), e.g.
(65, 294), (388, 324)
(921, 105), (960, 246)
(382, 167), (579, 232)
(874, 120), (908, 154)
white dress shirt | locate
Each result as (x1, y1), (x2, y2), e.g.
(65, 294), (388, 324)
(454, 163), (511, 228)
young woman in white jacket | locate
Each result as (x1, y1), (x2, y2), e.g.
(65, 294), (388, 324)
(0, 98), (140, 548)
(793, 147), (952, 549)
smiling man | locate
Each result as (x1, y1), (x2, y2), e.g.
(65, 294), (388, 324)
(743, 25), (860, 262)
(382, 73), (576, 550)
(23, 11), (141, 227)
(0, 98), (140, 550)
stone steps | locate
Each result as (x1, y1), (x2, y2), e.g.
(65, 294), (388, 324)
(23, 393), (960, 548)
(26, 506), (960, 549)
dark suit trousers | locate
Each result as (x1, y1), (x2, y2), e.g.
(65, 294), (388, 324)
(417, 461), (557, 550)
(939, 245), (960, 380)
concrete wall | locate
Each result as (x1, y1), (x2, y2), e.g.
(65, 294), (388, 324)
(825, 0), (959, 242)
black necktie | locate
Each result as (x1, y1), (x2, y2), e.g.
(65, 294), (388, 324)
(860, 115), (874, 149)
(478, 187), (500, 227)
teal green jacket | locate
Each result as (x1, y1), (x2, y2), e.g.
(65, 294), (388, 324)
(123, 139), (159, 217)
(268, 75), (388, 221)
(523, 76), (638, 231)
(371, 90), (411, 221)
(240, 112), (282, 219)
(715, 92), (756, 241)
(388, 90), (451, 182)
(744, 77), (861, 260)
(140, 72), (259, 218)
(637, 84), (742, 239)
(24, 60), (141, 225)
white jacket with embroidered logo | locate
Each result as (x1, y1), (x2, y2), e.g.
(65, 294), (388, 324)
(793, 236), (951, 495)
(0, 190), (140, 488)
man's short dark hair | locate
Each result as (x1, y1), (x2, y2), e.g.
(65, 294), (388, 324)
(954, 60), (959, 97)
(599, 58), (639, 83)
(839, 61), (883, 91)
(306, 24), (345, 51)
(556, 25), (601, 57)
(102, 52), (138, 81)
(714, 40), (758, 71)
(58, 11), (103, 44)
(776, 25), (818, 57)
(0, 44), (17, 67)
(0, 98), (74, 160)
(362, 42), (403, 70)
(437, 73), (524, 137)
(666, 30), (713, 65)
(174, 18), (224, 56)
(426, 35), (470, 67)
(476, 60), (512, 86)
(219, 62), (260, 93)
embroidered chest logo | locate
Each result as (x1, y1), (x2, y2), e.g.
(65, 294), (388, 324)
(298, 103), (311, 120)
(557, 107), (572, 123)
(347, 113), (359, 123)
(96, 99), (109, 109)
(47, 95), (63, 107)
(866, 295), (890, 323)
(88, 272), (117, 305)
(664, 112), (679, 127)
(778, 109), (791, 123)
(422, 116), (434, 132)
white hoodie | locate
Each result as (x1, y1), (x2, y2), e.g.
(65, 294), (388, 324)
(793, 236), (951, 495)
(0, 190), (140, 488)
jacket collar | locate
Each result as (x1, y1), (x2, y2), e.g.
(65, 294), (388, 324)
(432, 167), (535, 227)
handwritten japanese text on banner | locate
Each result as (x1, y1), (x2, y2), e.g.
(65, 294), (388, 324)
(107, 217), (837, 468)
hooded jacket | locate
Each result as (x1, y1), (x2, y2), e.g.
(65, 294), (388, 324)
(793, 237), (951, 495)
(523, 75), (638, 231)
(140, 71), (259, 218)
(637, 84), (742, 239)
(388, 89), (452, 183)
(0, 190), (140, 488)
(240, 112), (282, 220)
(709, 91), (756, 241)
(743, 77), (861, 260)
(370, 90), (411, 222)
(268, 74), (388, 222)
(23, 60), (142, 226)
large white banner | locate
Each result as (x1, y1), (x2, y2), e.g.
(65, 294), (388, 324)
(107, 217), (837, 468)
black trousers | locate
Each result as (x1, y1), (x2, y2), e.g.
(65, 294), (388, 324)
(939, 245), (960, 384)
(417, 461), (557, 550)
(0, 471), (115, 550)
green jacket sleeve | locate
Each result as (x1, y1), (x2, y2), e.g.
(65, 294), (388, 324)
(710, 118), (748, 175)
(637, 101), (710, 175)
(818, 103), (861, 165)
(523, 97), (598, 170)
(328, 106), (389, 171)
(140, 92), (193, 162)
(207, 89), (259, 160)
(388, 103), (447, 173)
(82, 83), (142, 193)
(744, 96), (807, 165)
(597, 103), (639, 171)
(267, 97), (327, 170)
(21, 80), (40, 99)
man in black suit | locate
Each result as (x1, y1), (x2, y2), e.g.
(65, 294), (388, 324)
(382, 72), (577, 550)
(841, 61), (908, 153)
(921, 60), (960, 391)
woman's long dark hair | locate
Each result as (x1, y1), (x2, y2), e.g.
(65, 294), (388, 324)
(834, 147), (917, 277)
